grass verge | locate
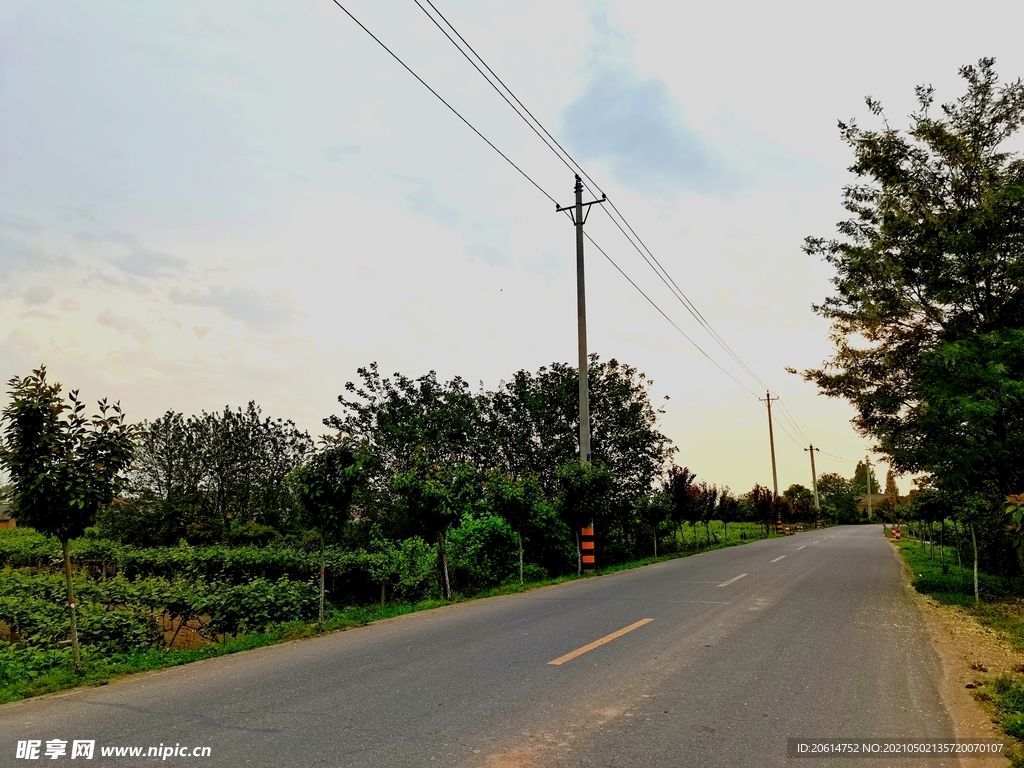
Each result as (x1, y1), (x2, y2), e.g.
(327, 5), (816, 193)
(892, 531), (1024, 762)
(0, 528), (789, 705)
(894, 534), (1024, 649)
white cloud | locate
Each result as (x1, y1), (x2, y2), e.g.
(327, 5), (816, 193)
(22, 284), (55, 305)
(323, 145), (362, 161)
(169, 285), (295, 332)
(391, 174), (461, 229)
(97, 308), (154, 342)
(562, 67), (739, 198)
(113, 249), (188, 279)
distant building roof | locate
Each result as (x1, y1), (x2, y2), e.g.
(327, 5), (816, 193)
(857, 492), (895, 511)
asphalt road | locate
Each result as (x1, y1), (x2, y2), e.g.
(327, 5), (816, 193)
(1, 526), (960, 767)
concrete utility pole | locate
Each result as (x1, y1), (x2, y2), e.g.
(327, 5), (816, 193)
(805, 444), (820, 516)
(556, 174), (605, 465)
(760, 391), (781, 528)
(556, 175), (605, 574)
(865, 455), (873, 520)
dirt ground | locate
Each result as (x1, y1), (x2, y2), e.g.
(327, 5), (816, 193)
(895, 542), (1019, 767)
(160, 615), (213, 650)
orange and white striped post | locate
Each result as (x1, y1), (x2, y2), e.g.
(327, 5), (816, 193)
(581, 526), (595, 572)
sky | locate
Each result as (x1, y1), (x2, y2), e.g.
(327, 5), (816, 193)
(2, 0), (1023, 496)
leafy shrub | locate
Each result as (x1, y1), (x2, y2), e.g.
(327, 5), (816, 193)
(76, 605), (161, 653)
(521, 563), (548, 582)
(448, 515), (517, 591)
(0, 643), (72, 686)
(393, 537), (438, 601)
(194, 577), (318, 639)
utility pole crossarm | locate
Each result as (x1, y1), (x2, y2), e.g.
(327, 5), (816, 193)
(557, 174), (606, 574)
(556, 192), (607, 223)
(555, 174), (606, 467)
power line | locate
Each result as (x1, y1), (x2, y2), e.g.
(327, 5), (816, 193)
(412, 0), (580, 183)
(327, 0), (558, 206)
(819, 450), (857, 464)
(334, 0), (839, 455)
(331, 0), (760, 400)
(412, 0), (807, 409)
(775, 399), (811, 444)
(771, 413), (805, 450)
(585, 233), (761, 399)
(414, 0), (607, 196)
(416, 4), (846, 467)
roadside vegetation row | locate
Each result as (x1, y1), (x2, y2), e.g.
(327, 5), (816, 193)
(1, 355), (871, 702)
(0, 521), (776, 704)
(890, 527), (1024, 765)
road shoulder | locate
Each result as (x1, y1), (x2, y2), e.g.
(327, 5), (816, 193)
(893, 541), (1015, 767)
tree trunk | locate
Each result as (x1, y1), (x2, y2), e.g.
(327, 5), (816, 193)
(939, 521), (945, 566)
(653, 532), (657, 558)
(971, 524), (979, 606)
(953, 519), (964, 581)
(517, 531), (524, 586)
(576, 530), (581, 576)
(440, 534), (452, 599)
(318, 534), (325, 624)
(61, 540), (81, 671)
(380, 582), (385, 609)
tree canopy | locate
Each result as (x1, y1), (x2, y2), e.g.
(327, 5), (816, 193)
(799, 59), (1024, 564)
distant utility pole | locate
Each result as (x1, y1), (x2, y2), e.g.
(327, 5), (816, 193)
(556, 174), (606, 466)
(556, 175), (605, 574)
(760, 391), (780, 529)
(865, 455), (873, 520)
(805, 444), (820, 516)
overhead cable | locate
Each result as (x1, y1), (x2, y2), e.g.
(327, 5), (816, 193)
(328, 0), (558, 206)
(331, 0), (762, 401)
(412, 0), (829, 436)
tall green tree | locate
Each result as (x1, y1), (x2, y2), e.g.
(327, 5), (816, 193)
(487, 356), (676, 506)
(483, 470), (532, 585)
(850, 461), (879, 498)
(663, 465), (697, 550)
(798, 58), (1024, 569)
(555, 459), (612, 574)
(694, 482), (719, 545)
(783, 484), (815, 525)
(636, 491), (670, 556)
(106, 404), (312, 545)
(0, 367), (134, 669)
(884, 470), (900, 499)
(391, 453), (477, 598)
(817, 473), (860, 524)
(291, 438), (369, 622)
(329, 358), (675, 510)
(325, 364), (485, 474)
(718, 490), (742, 540)
(746, 484), (775, 535)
